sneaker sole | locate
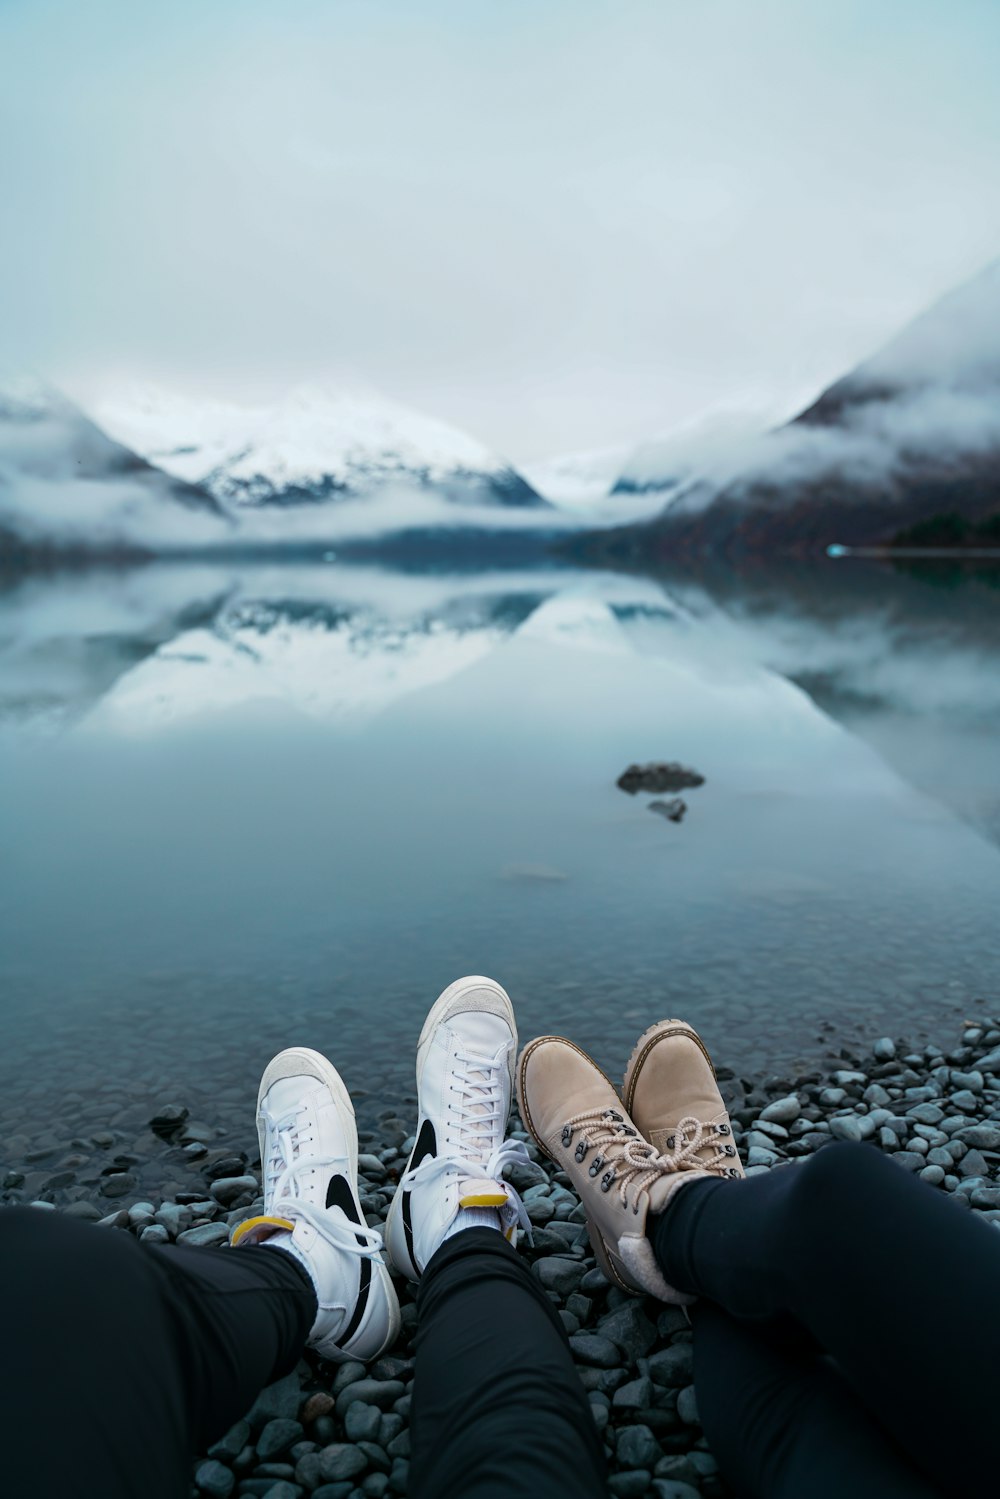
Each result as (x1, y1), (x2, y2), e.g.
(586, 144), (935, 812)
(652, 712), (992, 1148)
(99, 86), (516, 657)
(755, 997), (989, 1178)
(516, 1034), (638, 1296)
(386, 975), (516, 1280)
(622, 1020), (716, 1119)
(257, 1047), (401, 1361)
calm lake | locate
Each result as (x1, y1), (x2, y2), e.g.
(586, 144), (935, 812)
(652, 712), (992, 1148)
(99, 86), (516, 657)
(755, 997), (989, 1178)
(2, 557), (999, 1137)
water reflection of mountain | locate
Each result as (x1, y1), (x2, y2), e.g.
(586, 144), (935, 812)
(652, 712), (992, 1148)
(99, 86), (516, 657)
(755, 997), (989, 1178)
(3, 559), (999, 854)
(0, 567), (555, 730)
(650, 559), (1000, 846)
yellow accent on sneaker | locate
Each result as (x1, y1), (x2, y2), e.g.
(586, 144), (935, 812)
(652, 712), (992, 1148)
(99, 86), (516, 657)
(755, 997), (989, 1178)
(230, 1214), (296, 1247)
(458, 1191), (509, 1208)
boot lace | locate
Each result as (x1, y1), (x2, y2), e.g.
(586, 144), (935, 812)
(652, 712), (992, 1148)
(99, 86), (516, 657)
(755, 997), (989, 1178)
(561, 1108), (740, 1214)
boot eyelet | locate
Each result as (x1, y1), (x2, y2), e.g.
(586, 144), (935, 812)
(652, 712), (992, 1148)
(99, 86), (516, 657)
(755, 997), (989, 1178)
(600, 1170), (615, 1192)
(602, 1108), (623, 1122)
(666, 1136), (676, 1151)
(725, 1145), (737, 1157)
(561, 1126), (573, 1148)
(575, 1141), (589, 1162)
(717, 1123), (731, 1135)
(588, 1156), (604, 1177)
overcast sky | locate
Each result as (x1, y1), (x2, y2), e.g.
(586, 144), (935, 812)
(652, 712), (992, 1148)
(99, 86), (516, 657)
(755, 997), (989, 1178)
(2, 0), (999, 462)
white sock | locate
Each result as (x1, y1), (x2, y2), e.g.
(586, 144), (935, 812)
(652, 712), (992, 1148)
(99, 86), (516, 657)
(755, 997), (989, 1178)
(442, 1206), (501, 1241)
(261, 1230), (320, 1298)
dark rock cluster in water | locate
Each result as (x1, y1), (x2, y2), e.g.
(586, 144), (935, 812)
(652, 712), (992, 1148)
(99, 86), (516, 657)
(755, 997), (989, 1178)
(617, 764), (706, 796)
(648, 798), (687, 824)
(2, 1014), (999, 1498)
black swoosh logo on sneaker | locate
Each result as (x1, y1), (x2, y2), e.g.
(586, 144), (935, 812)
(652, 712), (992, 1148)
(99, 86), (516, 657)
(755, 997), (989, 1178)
(402, 1117), (436, 1272)
(326, 1173), (372, 1347)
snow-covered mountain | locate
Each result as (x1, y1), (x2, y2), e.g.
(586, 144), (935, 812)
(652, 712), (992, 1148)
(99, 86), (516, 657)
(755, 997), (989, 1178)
(603, 259), (1000, 559)
(93, 383), (545, 511)
(0, 376), (225, 559)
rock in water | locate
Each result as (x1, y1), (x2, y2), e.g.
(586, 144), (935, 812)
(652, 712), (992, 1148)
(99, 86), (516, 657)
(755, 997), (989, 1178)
(649, 798), (687, 823)
(149, 1104), (189, 1139)
(617, 763), (705, 795)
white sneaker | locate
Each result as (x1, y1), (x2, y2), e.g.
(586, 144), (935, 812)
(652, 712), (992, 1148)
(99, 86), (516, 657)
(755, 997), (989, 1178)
(385, 976), (531, 1279)
(231, 1047), (401, 1363)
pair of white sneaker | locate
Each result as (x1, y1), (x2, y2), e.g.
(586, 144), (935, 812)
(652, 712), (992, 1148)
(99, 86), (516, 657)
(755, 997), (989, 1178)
(230, 976), (530, 1362)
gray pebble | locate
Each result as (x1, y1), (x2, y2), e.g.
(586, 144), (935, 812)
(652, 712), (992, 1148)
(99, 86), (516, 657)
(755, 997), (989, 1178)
(873, 1038), (897, 1061)
(569, 1333), (622, 1368)
(345, 1404), (382, 1444)
(335, 1380), (404, 1419)
(209, 1174), (259, 1206)
(616, 1423), (662, 1469)
(209, 1419), (250, 1463)
(676, 1385), (699, 1425)
(828, 1115), (865, 1144)
(958, 1123), (1000, 1151)
(598, 1302), (658, 1361)
(613, 1376), (654, 1409)
(648, 1343), (694, 1389)
(248, 1372), (303, 1430)
(907, 1103), (944, 1126)
(318, 1444), (368, 1482)
(534, 1256), (585, 1297)
(194, 1459), (235, 1497)
(100, 1172), (135, 1198)
(177, 1223), (229, 1247)
(760, 1095), (800, 1124)
(257, 1419), (304, 1462)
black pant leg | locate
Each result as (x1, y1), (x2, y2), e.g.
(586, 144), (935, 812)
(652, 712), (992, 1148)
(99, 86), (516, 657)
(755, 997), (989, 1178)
(409, 1227), (607, 1499)
(653, 1144), (1000, 1496)
(692, 1303), (938, 1499)
(147, 1236), (315, 1451)
(0, 1208), (314, 1499)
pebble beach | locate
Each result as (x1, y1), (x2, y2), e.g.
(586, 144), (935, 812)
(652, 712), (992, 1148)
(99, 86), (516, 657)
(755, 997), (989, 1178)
(3, 1012), (1000, 1499)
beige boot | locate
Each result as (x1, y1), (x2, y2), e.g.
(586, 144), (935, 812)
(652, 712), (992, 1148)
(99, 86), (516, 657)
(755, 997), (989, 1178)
(518, 1035), (695, 1302)
(622, 1019), (744, 1190)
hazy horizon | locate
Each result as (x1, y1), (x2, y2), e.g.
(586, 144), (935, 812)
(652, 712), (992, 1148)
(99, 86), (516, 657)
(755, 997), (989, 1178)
(2, 0), (999, 463)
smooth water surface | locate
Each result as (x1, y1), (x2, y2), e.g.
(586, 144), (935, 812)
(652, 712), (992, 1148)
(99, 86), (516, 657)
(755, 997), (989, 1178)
(2, 558), (999, 1135)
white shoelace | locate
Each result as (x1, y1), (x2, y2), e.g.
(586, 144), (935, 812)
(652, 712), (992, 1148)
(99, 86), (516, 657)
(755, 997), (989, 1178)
(399, 1045), (533, 1237)
(261, 1100), (384, 1257)
(658, 1115), (741, 1176)
(562, 1106), (739, 1215)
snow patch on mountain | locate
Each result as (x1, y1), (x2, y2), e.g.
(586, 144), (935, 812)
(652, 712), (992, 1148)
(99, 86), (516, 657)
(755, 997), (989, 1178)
(92, 383), (545, 509)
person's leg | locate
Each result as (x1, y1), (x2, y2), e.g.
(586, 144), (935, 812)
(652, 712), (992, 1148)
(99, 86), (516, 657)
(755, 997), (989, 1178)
(409, 1227), (607, 1499)
(654, 1143), (1000, 1496)
(692, 1302), (939, 1499)
(386, 979), (607, 1499)
(0, 1207), (314, 1499)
